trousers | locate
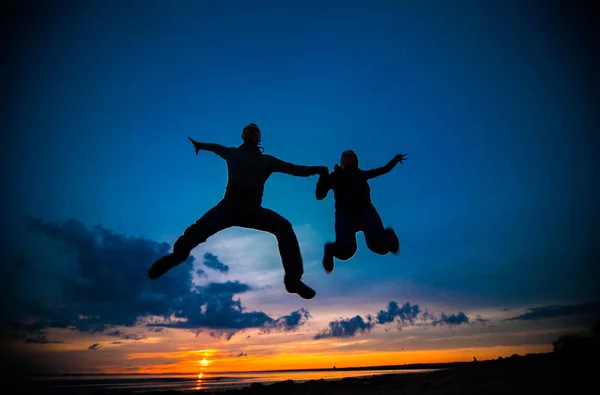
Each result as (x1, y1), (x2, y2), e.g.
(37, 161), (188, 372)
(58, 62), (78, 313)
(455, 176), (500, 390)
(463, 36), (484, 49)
(173, 199), (304, 280)
(330, 203), (397, 260)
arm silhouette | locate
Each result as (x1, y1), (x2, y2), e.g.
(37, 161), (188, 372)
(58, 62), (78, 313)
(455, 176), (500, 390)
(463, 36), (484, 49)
(269, 156), (327, 177)
(364, 153), (408, 180)
(188, 137), (231, 159)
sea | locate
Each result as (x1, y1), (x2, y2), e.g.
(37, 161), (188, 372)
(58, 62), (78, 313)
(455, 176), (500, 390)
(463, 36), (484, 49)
(28, 369), (438, 394)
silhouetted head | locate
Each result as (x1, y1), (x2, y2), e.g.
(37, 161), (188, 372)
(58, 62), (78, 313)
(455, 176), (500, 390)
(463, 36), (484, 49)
(340, 150), (359, 169)
(242, 123), (261, 145)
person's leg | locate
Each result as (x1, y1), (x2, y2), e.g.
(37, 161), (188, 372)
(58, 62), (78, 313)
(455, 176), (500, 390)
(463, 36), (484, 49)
(362, 204), (399, 255)
(240, 207), (316, 299)
(148, 202), (235, 279)
(322, 214), (359, 273)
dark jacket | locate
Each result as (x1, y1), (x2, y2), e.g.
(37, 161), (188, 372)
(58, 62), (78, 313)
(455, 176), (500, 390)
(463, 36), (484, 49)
(197, 142), (320, 206)
(316, 159), (397, 215)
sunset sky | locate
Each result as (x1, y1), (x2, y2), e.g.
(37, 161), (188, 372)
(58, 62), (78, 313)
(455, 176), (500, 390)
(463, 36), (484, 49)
(2, 0), (598, 376)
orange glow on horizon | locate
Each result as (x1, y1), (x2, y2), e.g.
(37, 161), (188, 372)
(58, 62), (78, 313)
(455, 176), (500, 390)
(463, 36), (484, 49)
(118, 344), (552, 375)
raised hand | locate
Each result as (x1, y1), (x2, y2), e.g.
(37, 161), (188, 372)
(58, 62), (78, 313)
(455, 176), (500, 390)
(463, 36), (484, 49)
(188, 136), (201, 155)
(394, 153), (408, 164)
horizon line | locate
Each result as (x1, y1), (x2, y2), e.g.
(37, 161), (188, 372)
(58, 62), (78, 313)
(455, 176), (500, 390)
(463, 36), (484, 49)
(31, 351), (546, 377)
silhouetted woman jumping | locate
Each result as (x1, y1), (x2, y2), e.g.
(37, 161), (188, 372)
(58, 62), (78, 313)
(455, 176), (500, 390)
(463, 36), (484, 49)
(148, 124), (327, 299)
(316, 150), (407, 273)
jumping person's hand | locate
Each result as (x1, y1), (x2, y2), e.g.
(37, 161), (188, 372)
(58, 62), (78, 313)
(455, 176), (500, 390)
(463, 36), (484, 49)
(316, 166), (329, 176)
(188, 136), (201, 155)
(394, 153), (408, 164)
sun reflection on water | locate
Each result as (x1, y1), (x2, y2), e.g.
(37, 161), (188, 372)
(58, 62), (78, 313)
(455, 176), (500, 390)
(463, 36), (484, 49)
(194, 372), (204, 390)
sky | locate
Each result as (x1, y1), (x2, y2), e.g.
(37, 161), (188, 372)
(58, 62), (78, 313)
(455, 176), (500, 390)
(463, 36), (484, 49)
(2, 0), (599, 376)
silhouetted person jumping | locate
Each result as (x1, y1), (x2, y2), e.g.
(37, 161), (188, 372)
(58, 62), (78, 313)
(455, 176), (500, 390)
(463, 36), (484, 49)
(148, 123), (328, 299)
(316, 150), (407, 273)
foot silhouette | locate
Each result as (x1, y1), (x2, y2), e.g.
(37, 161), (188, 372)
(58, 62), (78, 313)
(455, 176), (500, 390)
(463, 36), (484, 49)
(284, 278), (317, 299)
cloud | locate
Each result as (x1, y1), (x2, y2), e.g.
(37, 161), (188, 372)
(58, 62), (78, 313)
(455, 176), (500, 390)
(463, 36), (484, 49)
(101, 328), (147, 341)
(314, 315), (376, 339)
(314, 301), (476, 340)
(207, 330), (238, 340)
(88, 343), (102, 351)
(237, 352), (247, 357)
(150, 287), (273, 331)
(202, 252), (229, 274)
(203, 281), (251, 295)
(23, 335), (63, 344)
(433, 312), (470, 327)
(376, 301), (421, 325)
(7, 218), (311, 342)
(505, 301), (600, 321)
(260, 308), (312, 334)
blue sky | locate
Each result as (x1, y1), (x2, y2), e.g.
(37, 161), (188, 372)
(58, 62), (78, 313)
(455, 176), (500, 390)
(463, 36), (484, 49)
(2, 0), (598, 374)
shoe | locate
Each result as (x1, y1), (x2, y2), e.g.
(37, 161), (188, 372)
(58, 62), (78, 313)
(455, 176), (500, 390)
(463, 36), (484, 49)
(148, 253), (186, 279)
(387, 228), (400, 255)
(284, 277), (317, 300)
(322, 242), (334, 274)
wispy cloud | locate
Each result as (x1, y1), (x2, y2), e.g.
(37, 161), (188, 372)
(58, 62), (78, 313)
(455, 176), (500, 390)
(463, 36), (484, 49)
(88, 343), (102, 351)
(22, 335), (64, 344)
(505, 301), (600, 321)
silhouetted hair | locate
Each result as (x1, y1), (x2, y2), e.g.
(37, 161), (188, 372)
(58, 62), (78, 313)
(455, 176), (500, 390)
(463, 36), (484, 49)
(242, 123), (260, 140)
(242, 123), (264, 152)
(340, 150), (359, 167)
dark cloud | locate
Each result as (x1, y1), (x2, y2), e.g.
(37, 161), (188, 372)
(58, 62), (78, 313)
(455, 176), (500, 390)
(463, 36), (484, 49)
(505, 301), (600, 321)
(7, 218), (310, 342)
(276, 308), (311, 330)
(433, 312), (470, 327)
(376, 301), (421, 325)
(202, 253), (229, 274)
(237, 352), (247, 357)
(261, 308), (311, 333)
(473, 315), (490, 325)
(102, 328), (147, 341)
(88, 343), (102, 351)
(207, 330), (237, 340)
(23, 335), (63, 344)
(314, 315), (376, 340)
(203, 281), (251, 295)
(315, 301), (476, 340)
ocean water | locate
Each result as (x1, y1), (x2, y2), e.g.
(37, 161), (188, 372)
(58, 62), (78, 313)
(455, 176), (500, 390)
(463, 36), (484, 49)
(30, 369), (437, 393)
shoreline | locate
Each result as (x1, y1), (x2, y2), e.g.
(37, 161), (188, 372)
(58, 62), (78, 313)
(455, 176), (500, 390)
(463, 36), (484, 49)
(23, 352), (595, 394)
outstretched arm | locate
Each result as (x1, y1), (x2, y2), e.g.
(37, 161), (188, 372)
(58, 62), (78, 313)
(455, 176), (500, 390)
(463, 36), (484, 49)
(269, 156), (327, 177)
(315, 172), (332, 200)
(364, 153), (408, 180)
(188, 137), (231, 159)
